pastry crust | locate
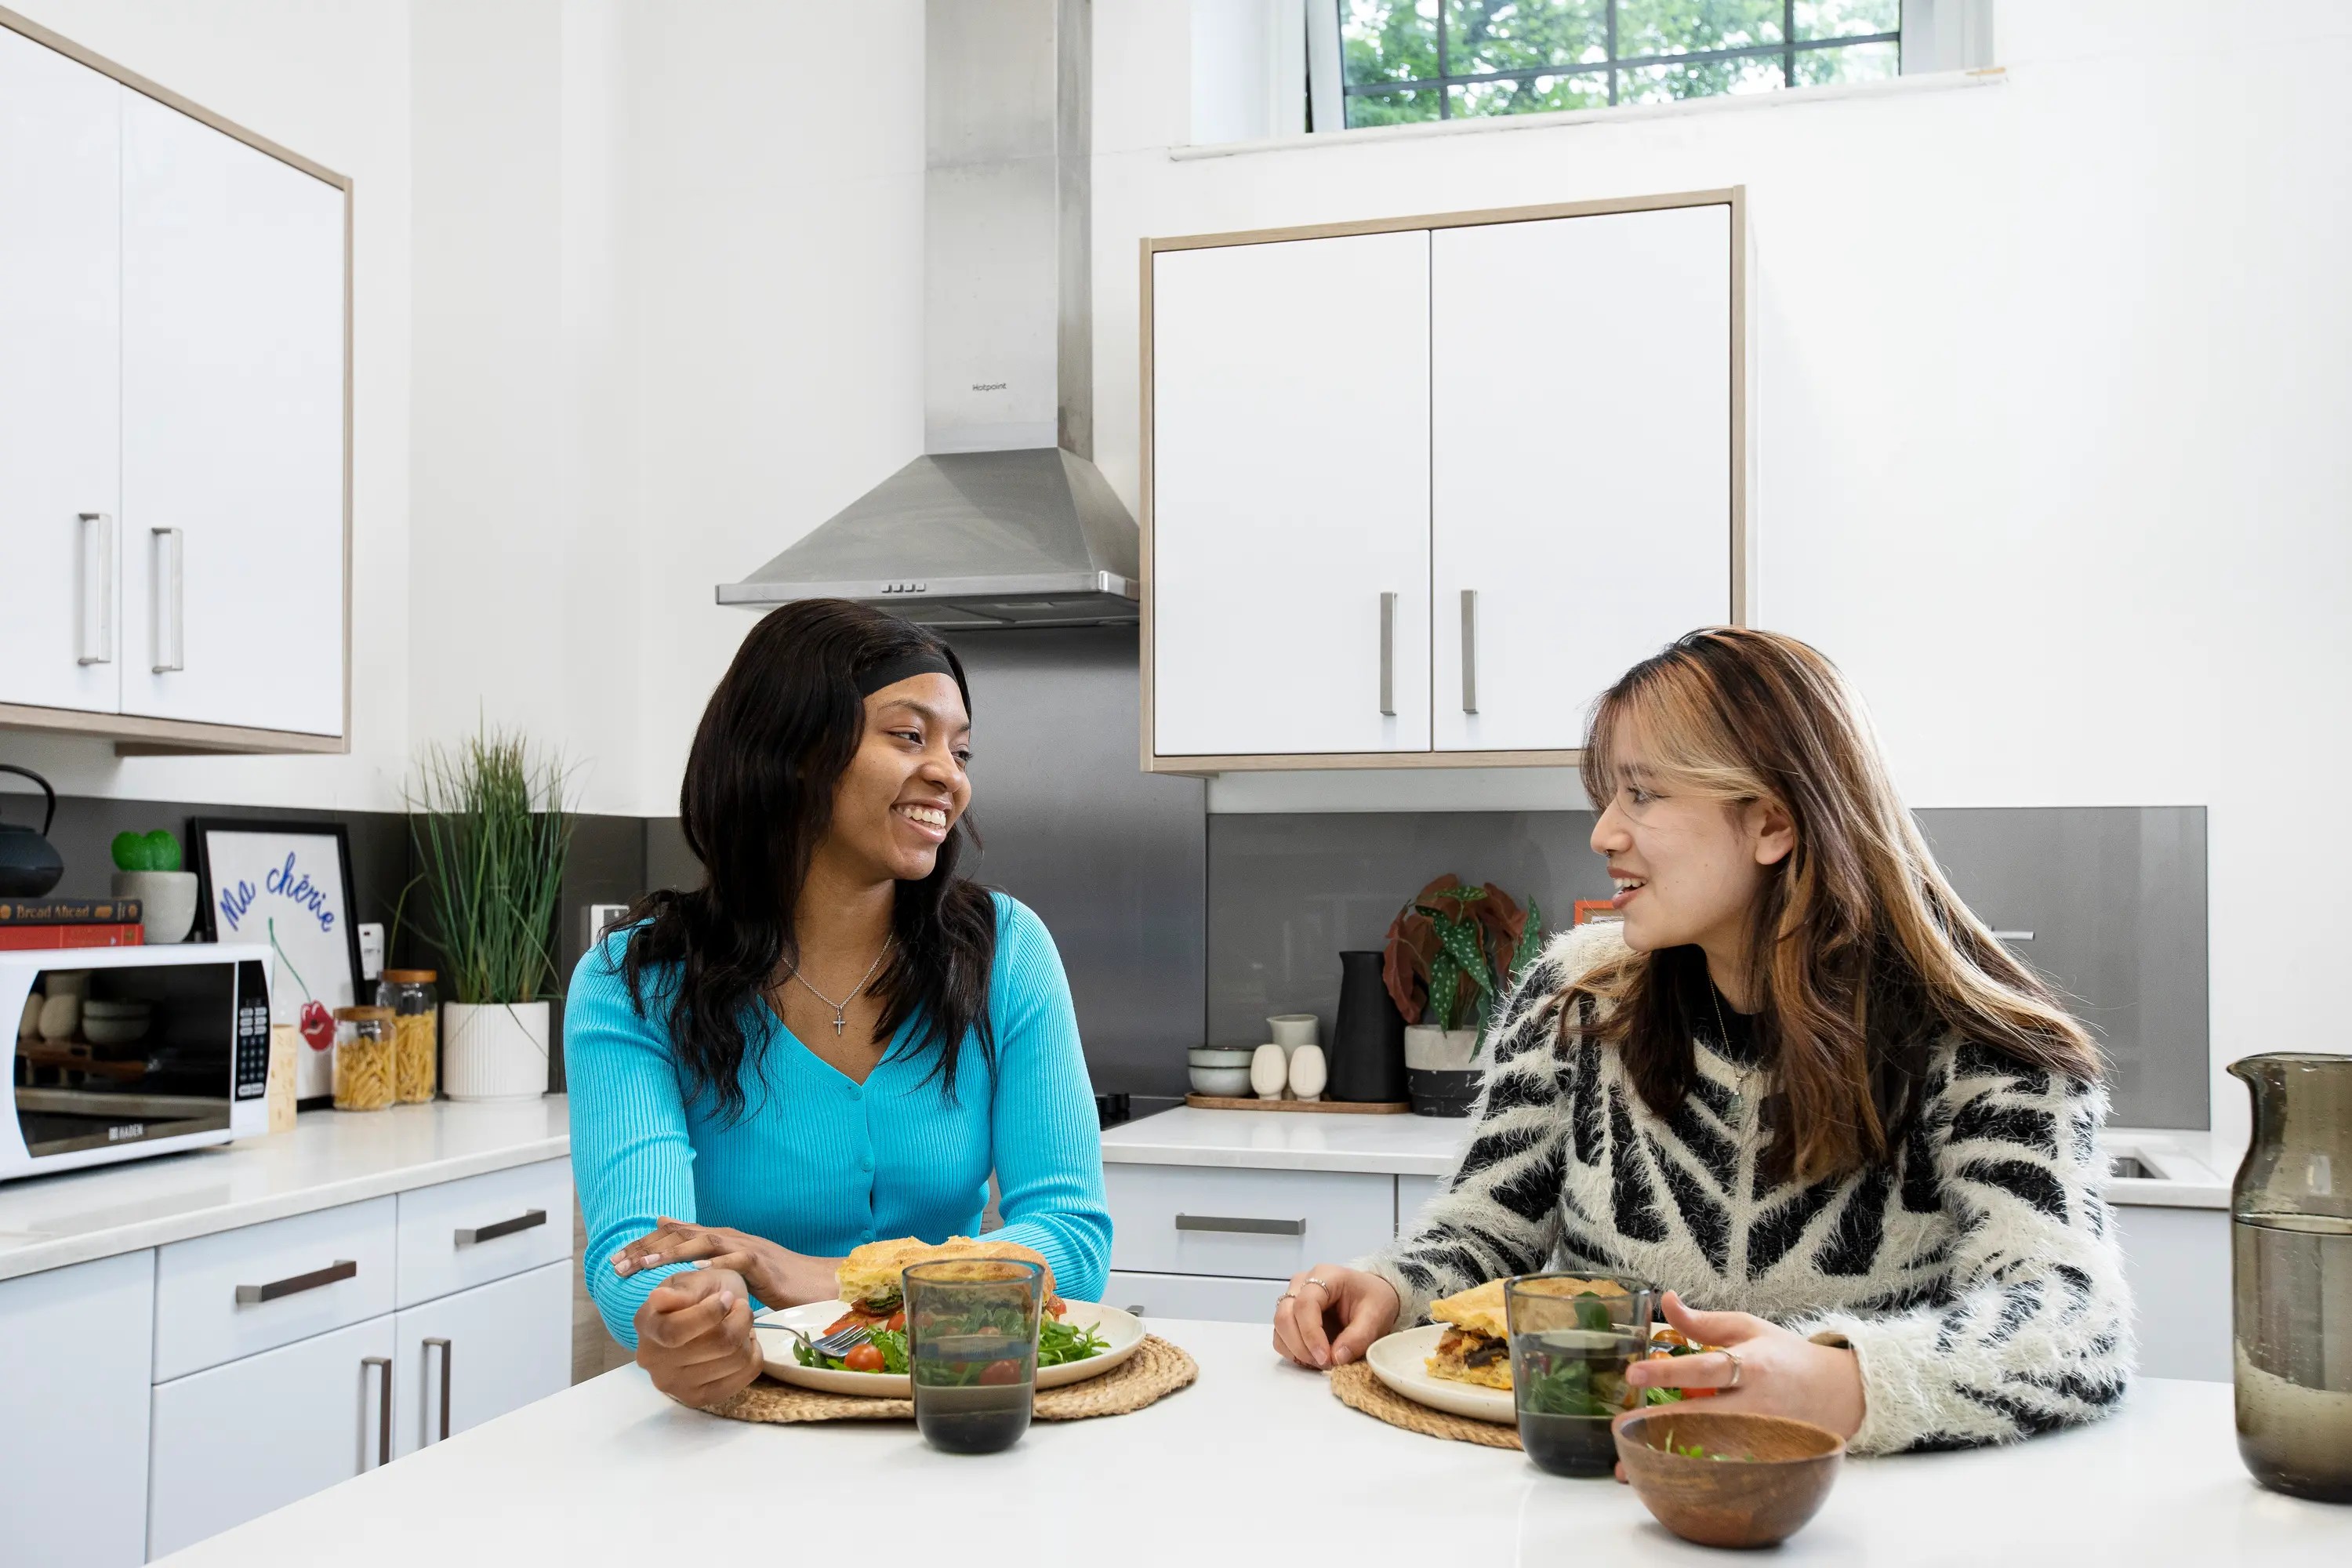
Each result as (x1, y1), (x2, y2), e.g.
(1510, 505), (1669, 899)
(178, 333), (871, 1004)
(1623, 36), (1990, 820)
(833, 1235), (1057, 1312)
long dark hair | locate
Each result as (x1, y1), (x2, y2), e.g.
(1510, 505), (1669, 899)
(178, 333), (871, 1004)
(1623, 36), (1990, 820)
(1568, 628), (2098, 1183)
(617, 599), (998, 1121)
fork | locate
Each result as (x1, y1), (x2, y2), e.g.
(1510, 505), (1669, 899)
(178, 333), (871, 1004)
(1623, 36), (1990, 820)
(798, 1322), (872, 1359)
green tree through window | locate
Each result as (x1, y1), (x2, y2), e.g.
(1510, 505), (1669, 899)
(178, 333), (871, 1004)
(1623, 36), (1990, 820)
(1339, 0), (1900, 127)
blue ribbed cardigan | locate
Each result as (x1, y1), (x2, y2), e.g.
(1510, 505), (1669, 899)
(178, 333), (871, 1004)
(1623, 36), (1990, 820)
(566, 892), (1110, 1348)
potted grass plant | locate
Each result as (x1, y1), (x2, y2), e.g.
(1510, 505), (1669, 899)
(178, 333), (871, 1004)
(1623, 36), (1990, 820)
(402, 729), (573, 1102)
(1384, 875), (1544, 1116)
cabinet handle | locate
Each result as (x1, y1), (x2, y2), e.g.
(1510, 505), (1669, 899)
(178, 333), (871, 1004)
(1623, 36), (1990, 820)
(1174, 1214), (1306, 1236)
(456, 1208), (546, 1246)
(76, 513), (114, 666)
(1460, 589), (1478, 713)
(150, 526), (183, 673)
(362, 1355), (392, 1468)
(1378, 591), (1397, 717)
(424, 1337), (452, 1443)
(236, 1258), (357, 1304)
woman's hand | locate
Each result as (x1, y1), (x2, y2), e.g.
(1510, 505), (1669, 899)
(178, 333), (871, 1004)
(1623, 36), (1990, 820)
(1614, 1290), (1867, 1465)
(1272, 1264), (1401, 1369)
(610, 1216), (837, 1308)
(633, 1265), (763, 1408)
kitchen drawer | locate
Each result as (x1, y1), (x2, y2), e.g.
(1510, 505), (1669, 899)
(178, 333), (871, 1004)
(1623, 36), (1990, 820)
(395, 1157), (573, 1308)
(1106, 1270), (1288, 1325)
(1105, 1164), (1394, 1279)
(154, 1196), (396, 1382)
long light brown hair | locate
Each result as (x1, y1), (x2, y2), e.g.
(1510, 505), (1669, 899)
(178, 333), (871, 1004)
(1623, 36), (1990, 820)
(1570, 627), (2098, 1183)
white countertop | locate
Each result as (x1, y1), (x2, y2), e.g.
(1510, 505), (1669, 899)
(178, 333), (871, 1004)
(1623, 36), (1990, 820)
(152, 1317), (2347, 1566)
(0, 1097), (571, 1282)
(1102, 1108), (2234, 1207)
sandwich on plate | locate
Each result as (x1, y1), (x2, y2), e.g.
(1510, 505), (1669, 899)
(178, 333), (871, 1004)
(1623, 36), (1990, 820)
(830, 1235), (1065, 1330)
(1423, 1275), (1635, 1390)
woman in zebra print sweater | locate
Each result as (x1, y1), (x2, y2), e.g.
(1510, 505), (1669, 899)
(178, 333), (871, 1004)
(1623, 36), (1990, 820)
(1272, 629), (2132, 1454)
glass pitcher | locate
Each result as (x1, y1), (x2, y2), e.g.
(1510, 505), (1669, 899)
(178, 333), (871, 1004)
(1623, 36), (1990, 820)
(2228, 1052), (2352, 1501)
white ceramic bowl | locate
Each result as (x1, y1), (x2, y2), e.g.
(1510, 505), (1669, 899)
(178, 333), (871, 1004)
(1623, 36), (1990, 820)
(1189, 1065), (1254, 1095)
(1187, 1047), (1255, 1068)
(81, 1014), (151, 1046)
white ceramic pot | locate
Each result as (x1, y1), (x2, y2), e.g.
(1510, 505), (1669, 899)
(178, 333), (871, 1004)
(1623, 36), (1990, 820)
(1403, 1025), (1482, 1072)
(1287, 1044), (1328, 1101)
(442, 1000), (550, 1102)
(111, 869), (198, 944)
(1249, 1042), (1288, 1099)
(1266, 1014), (1319, 1059)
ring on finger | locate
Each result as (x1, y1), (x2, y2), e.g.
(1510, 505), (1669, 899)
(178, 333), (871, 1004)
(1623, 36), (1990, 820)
(1722, 1349), (1744, 1390)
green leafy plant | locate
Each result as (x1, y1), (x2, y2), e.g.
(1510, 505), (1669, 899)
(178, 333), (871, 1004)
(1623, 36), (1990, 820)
(399, 728), (574, 1006)
(110, 829), (182, 873)
(1381, 874), (1544, 1054)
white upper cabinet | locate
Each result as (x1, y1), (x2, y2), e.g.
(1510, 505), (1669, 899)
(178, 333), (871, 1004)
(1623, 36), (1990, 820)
(0, 26), (122, 715)
(0, 13), (347, 750)
(1144, 193), (1743, 771)
(1431, 204), (1734, 753)
(120, 91), (346, 737)
(1149, 229), (1432, 758)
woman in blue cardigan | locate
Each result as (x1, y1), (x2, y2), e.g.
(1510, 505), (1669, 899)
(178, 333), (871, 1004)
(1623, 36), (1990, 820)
(566, 599), (1111, 1407)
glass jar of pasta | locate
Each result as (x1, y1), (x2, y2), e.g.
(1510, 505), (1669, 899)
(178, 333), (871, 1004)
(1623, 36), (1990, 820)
(332, 1006), (396, 1111)
(378, 969), (439, 1103)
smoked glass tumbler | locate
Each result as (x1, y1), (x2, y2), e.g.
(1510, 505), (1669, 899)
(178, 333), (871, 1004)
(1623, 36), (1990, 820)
(904, 1258), (1044, 1456)
(1507, 1272), (1658, 1477)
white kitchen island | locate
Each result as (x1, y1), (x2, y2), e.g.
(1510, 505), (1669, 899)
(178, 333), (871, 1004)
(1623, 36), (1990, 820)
(152, 1317), (2347, 1566)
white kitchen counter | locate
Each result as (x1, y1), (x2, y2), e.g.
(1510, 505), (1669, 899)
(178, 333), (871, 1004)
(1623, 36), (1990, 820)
(151, 1317), (2347, 1566)
(0, 1096), (570, 1282)
(1104, 1107), (2233, 1207)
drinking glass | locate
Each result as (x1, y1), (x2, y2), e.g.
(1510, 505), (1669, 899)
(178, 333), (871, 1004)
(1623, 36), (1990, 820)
(1507, 1272), (1658, 1477)
(905, 1258), (1044, 1455)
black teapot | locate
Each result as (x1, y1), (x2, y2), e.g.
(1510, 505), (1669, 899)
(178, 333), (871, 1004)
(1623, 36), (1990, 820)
(0, 764), (64, 898)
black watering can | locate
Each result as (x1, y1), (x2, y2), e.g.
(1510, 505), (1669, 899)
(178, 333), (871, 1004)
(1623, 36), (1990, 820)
(0, 764), (65, 898)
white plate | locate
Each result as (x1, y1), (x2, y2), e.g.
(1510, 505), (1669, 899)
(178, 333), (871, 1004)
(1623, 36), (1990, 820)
(754, 1298), (1145, 1399)
(1364, 1324), (1516, 1425)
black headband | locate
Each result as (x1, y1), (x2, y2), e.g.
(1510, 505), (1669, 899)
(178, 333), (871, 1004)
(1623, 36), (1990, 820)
(855, 650), (959, 698)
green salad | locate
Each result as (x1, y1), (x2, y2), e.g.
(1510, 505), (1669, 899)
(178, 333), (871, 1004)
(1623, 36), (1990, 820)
(793, 1317), (1109, 1374)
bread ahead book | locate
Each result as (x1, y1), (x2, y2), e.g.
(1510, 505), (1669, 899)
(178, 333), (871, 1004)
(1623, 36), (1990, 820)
(0, 898), (143, 924)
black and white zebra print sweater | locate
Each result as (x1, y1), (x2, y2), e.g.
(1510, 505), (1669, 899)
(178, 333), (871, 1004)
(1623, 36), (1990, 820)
(1363, 923), (2134, 1455)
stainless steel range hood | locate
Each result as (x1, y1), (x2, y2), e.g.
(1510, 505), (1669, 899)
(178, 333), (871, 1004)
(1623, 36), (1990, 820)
(717, 0), (1138, 630)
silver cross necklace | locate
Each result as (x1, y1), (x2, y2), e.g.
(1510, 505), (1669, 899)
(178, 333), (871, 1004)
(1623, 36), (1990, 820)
(782, 939), (892, 1036)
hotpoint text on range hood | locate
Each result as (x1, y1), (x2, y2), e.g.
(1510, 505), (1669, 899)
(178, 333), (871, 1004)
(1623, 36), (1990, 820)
(717, 0), (1137, 630)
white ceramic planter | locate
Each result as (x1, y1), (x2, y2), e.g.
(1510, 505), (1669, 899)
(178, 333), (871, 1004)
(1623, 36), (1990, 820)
(442, 1000), (550, 1102)
(1403, 1025), (1482, 1071)
(111, 869), (198, 944)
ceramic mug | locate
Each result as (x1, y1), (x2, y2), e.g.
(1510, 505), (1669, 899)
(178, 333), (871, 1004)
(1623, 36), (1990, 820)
(1267, 1014), (1318, 1059)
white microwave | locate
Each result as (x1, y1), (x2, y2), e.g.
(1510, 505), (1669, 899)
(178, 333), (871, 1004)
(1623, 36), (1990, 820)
(5, 943), (270, 1181)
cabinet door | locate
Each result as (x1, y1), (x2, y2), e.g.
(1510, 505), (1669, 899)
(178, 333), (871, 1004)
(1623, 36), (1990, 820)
(390, 1260), (572, 1457)
(1105, 1269), (1289, 1324)
(0, 1251), (153, 1568)
(0, 27), (122, 713)
(1150, 230), (1432, 758)
(120, 91), (345, 735)
(148, 1312), (396, 1559)
(1431, 204), (1733, 752)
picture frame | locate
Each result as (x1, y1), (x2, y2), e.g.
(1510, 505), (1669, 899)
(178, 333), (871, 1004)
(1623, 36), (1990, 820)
(191, 818), (365, 1105)
(1571, 898), (1623, 928)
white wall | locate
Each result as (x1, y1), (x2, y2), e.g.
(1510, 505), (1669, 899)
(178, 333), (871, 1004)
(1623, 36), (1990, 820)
(1095, 0), (2352, 1140)
(0, 0), (413, 812)
(406, 0), (924, 817)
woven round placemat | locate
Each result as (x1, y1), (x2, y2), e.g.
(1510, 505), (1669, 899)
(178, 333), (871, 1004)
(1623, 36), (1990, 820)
(1328, 1361), (1523, 1450)
(703, 1334), (1198, 1426)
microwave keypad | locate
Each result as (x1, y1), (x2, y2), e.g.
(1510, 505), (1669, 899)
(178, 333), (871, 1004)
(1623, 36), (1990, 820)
(235, 1003), (270, 1098)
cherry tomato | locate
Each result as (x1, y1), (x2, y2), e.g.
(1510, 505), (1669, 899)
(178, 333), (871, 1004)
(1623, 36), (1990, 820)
(842, 1343), (886, 1373)
(978, 1359), (1023, 1386)
(886, 1310), (906, 1333)
(824, 1312), (863, 1337)
(1046, 1297), (1068, 1320)
(1683, 1386), (1720, 1399)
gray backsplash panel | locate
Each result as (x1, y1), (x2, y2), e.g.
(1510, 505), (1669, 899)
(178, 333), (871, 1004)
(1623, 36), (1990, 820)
(1209, 806), (2208, 1129)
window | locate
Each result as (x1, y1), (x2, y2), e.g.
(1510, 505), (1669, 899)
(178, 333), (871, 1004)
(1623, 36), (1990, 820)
(1331, 1), (1902, 128)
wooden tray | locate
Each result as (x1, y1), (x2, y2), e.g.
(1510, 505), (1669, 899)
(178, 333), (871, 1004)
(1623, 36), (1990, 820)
(1185, 1094), (1411, 1115)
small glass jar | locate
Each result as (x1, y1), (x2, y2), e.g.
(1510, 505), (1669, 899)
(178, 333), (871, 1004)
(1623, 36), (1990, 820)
(379, 969), (439, 1104)
(332, 1006), (396, 1112)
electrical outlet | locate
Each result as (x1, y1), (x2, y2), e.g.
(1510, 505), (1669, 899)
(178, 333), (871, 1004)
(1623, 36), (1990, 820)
(357, 921), (386, 981)
(583, 902), (633, 952)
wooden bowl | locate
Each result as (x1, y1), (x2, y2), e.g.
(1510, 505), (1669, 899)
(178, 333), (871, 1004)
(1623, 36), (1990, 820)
(1613, 1408), (1845, 1548)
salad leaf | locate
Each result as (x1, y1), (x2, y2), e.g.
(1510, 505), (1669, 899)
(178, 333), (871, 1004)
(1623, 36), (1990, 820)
(1037, 1318), (1109, 1367)
(793, 1328), (909, 1374)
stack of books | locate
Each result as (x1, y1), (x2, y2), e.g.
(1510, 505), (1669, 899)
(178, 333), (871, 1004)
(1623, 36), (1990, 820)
(0, 898), (147, 950)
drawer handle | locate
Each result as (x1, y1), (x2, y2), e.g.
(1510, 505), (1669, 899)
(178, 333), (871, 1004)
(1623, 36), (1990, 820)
(236, 1258), (357, 1304)
(424, 1337), (453, 1442)
(456, 1208), (547, 1246)
(1174, 1214), (1306, 1236)
(362, 1354), (392, 1468)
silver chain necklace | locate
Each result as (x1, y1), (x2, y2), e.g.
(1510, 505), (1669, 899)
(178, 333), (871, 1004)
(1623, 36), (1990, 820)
(1708, 982), (1762, 1127)
(782, 939), (891, 1036)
